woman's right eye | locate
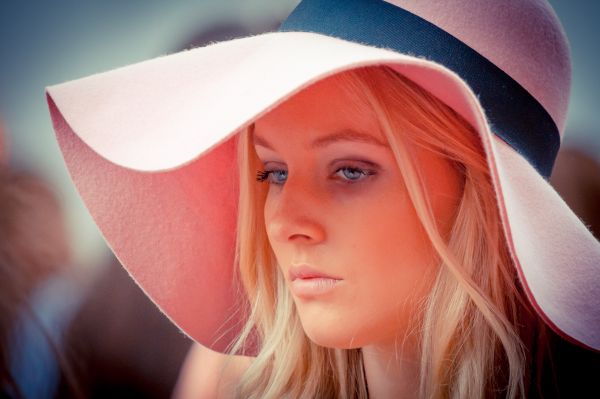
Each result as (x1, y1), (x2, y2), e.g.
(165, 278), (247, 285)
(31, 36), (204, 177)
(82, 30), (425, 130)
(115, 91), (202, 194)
(256, 169), (288, 185)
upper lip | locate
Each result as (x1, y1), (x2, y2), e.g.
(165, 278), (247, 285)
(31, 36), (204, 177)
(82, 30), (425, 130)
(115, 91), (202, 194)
(288, 264), (342, 281)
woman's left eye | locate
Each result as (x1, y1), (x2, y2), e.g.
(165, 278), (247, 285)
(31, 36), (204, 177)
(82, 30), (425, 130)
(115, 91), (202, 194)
(333, 166), (376, 183)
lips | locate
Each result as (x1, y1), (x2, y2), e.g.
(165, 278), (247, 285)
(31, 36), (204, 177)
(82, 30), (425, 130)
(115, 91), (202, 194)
(288, 264), (342, 282)
(288, 264), (343, 298)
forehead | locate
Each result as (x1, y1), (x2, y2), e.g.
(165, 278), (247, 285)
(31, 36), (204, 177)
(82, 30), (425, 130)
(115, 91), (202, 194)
(253, 73), (387, 149)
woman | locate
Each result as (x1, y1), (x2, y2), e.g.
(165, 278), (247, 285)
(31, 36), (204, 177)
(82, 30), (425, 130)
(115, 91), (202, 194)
(177, 66), (544, 398)
(46, 0), (600, 397)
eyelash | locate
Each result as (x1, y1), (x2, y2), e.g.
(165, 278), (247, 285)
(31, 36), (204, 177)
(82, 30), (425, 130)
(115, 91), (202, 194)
(255, 165), (376, 185)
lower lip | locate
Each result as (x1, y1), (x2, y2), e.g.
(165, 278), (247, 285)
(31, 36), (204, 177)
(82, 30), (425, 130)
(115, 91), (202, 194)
(290, 277), (342, 298)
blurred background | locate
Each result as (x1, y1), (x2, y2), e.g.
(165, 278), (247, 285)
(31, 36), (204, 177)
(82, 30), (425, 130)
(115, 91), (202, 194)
(0, 1), (598, 398)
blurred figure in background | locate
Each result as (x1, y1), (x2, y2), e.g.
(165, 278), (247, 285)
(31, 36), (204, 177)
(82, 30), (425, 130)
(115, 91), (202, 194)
(0, 118), (189, 399)
(56, 256), (191, 399)
(0, 121), (84, 398)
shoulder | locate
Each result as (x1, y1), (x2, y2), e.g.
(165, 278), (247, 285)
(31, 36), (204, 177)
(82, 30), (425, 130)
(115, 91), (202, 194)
(172, 343), (253, 399)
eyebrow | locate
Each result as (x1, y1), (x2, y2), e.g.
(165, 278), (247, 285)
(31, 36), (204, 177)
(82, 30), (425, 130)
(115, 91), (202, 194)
(253, 129), (388, 150)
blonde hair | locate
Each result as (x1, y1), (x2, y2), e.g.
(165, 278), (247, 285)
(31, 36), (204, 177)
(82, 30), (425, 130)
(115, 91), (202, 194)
(229, 65), (547, 398)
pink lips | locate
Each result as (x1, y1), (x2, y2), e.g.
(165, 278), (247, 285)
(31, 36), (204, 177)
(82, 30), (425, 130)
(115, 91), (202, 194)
(288, 264), (343, 298)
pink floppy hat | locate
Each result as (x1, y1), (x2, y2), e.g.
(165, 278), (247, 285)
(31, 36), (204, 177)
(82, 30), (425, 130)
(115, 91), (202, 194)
(46, 0), (600, 354)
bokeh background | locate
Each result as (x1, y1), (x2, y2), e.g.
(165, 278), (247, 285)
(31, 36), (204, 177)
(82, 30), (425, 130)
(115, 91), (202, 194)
(0, 1), (598, 398)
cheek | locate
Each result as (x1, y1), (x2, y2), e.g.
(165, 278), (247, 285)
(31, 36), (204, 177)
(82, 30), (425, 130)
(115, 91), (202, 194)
(324, 187), (438, 343)
(356, 217), (433, 313)
(340, 185), (433, 282)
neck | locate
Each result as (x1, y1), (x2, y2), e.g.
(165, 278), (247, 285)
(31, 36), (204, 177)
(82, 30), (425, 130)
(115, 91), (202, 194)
(361, 336), (421, 399)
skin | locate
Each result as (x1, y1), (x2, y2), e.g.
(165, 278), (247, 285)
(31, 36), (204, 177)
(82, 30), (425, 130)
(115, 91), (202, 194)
(253, 74), (463, 398)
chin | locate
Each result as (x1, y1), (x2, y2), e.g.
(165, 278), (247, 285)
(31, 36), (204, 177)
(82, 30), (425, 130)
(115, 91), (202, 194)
(300, 319), (366, 349)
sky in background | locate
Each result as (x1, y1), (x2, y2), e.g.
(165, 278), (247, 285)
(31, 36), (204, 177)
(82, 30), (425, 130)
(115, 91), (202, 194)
(0, 0), (598, 268)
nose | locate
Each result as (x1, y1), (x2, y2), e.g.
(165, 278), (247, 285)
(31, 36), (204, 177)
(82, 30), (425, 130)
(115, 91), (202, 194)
(265, 174), (326, 245)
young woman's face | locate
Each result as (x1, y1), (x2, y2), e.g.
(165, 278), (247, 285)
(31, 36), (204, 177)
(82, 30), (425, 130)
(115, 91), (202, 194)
(253, 74), (462, 349)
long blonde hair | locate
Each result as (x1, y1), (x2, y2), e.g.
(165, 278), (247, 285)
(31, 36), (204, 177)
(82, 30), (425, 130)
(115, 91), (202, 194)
(229, 65), (547, 398)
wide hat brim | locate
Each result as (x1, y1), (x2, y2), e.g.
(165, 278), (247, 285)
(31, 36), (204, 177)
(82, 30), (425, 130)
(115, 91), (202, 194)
(46, 31), (600, 354)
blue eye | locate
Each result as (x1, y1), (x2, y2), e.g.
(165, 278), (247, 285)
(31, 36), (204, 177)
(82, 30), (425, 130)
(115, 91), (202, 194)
(256, 169), (288, 184)
(255, 166), (375, 185)
(335, 166), (374, 183)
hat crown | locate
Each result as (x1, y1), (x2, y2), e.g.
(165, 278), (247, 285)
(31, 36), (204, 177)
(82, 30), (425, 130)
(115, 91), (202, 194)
(385, 0), (571, 136)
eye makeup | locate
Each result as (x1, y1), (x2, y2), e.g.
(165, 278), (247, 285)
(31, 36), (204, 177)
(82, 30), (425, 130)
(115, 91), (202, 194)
(334, 166), (376, 182)
(329, 159), (381, 185)
(256, 164), (377, 186)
